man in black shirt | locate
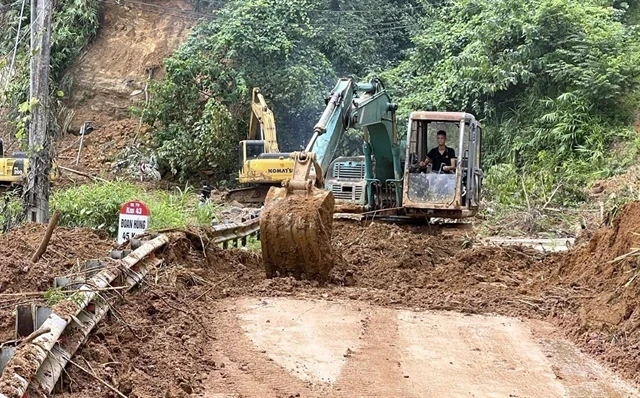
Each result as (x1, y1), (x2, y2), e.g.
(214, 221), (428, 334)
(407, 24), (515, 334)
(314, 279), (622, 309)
(420, 130), (456, 173)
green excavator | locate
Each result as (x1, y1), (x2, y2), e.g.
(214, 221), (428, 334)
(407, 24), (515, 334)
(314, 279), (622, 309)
(259, 77), (484, 280)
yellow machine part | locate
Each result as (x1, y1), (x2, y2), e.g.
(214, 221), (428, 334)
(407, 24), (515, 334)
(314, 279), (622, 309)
(238, 156), (295, 185)
(259, 152), (336, 281)
(0, 157), (60, 185)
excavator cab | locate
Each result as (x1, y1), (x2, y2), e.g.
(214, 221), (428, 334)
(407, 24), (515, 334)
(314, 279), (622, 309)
(402, 112), (483, 219)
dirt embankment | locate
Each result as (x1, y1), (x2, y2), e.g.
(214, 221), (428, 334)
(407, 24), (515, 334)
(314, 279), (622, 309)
(0, 224), (115, 341)
(55, 0), (195, 179)
(550, 202), (640, 381)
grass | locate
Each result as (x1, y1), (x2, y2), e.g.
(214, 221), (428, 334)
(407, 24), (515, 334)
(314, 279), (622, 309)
(51, 181), (221, 236)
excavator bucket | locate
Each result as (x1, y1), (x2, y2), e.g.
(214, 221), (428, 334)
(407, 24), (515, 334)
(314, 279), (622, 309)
(259, 152), (335, 281)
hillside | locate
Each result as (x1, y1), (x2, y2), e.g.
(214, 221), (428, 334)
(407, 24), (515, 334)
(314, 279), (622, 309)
(56, 0), (195, 177)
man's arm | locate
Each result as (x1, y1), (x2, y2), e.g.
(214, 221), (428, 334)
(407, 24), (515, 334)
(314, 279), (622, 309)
(420, 149), (436, 168)
(443, 149), (456, 172)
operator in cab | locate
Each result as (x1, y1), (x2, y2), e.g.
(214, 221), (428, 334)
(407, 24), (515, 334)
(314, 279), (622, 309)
(420, 130), (456, 173)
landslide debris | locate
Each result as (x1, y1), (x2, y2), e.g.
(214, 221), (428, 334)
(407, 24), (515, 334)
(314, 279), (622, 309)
(0, 224), (114, 341)
(12, 202), (640, 396)
(551, 201), (640, 381)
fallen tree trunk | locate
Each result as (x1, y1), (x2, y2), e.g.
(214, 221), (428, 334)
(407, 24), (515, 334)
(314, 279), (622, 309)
(0, 234), (174, 398)
(31, 210), (60, 263)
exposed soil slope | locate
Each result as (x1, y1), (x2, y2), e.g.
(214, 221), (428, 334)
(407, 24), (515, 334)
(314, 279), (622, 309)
(56, 0), (195, 177)
(552, 201), (640, 381)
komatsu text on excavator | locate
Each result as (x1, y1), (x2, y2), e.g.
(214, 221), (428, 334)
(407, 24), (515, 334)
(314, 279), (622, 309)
(259, 77), (483, 280)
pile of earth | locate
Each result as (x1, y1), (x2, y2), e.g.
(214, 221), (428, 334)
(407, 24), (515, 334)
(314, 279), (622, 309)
(550, 201), (640, 381)
(55, 119), (146, 181)
(56, 223), (560, 397)
(0, 224), (115, 341)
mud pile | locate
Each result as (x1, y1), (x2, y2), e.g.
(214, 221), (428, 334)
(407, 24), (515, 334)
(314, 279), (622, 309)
(0, 224), (114, 341)
(51, 205), (640, 396)
(56, 240), (264, 398)
(55, 119), (144, 180)
(551, 202), (640, 380)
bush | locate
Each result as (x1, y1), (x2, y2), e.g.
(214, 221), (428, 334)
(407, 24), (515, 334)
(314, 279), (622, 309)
(0, 192), (25, 233)
(51, 181), (220, 236)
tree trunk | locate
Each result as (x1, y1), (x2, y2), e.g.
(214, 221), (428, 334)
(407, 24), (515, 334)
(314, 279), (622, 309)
(25, 0), (53, 223)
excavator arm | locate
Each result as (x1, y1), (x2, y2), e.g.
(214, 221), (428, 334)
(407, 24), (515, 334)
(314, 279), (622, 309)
(304, 78), (399, 181)
(260, 77), (399, 281)
(248, 88), (279, 153)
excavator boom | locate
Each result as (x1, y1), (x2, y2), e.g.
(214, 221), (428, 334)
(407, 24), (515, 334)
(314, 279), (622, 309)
(248, 88), (279, 153)
(260, 77), (398, 280)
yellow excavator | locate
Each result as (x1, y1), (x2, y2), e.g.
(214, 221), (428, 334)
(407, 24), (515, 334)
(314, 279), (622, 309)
(225, 88), (295, 204)
(0, 139), (59, 190)
(260, 77), (483, 280)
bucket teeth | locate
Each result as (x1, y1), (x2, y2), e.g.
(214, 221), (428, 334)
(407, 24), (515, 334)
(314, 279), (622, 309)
(260, 186), (335, 281)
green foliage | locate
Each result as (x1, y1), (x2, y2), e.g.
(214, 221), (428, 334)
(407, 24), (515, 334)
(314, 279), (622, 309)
(386, 0), (640, 204)
(244, 234), (262, 252)
(154, 99), (237, 182)
(144, 0), (417, 183)
(50, 0), (99, 80)
(51, 181), (221, 235)
(44, 287), (66, 305)
(0, 0), (99, 136)
(0, 191), (25, 233)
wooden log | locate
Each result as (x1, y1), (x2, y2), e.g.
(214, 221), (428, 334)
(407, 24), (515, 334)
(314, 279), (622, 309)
(58, 166), (108, 182)
(0, 234), (173, 398)
(31, 210), (60, 263)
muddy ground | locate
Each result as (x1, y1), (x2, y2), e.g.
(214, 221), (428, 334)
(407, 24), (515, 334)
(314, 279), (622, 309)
(0, 201), (618, 396)
(0, 225), (115, 342)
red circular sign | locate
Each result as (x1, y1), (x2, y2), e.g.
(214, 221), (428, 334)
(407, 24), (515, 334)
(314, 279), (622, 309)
(119, 200), (150, 216)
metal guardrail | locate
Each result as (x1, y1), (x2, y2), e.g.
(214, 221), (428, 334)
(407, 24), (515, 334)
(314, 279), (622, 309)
(0, 217), (265, 397)
(212, 213), (261, 248)
(0, 234), (173, 398)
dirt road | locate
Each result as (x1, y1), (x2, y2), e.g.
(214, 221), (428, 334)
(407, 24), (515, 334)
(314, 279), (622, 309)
(201, 297), (639, 398)
(39, 212), (640, 397)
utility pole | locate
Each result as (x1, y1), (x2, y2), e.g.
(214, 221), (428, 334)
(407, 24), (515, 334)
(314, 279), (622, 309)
(25, 0), (53, 223)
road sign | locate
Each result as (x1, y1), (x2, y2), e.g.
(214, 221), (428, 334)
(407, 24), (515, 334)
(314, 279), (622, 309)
(118, 200), (150, 244)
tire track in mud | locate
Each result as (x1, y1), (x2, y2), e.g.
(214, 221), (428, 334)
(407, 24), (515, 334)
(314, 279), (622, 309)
(202, 300), (321, 398)
(329, 307), (412, 397)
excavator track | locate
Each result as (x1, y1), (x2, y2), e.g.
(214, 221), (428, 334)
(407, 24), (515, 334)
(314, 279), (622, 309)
(224, 185), (272, 205)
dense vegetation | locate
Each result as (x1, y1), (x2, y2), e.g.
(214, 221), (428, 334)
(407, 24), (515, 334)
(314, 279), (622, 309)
(1, 0), (639, 210)
(142, 0), (417, 182)
(387, 0), (640, 204)
(145, 0), (640, 207)
(0, 0), (99, 138)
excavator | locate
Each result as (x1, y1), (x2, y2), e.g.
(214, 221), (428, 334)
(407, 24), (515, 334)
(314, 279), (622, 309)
(225, 88), (295, 204)
(259, 77), (483, 280)
(0, 138), (59, 191)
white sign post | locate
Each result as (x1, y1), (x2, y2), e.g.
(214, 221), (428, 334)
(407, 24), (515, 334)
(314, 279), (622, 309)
(118, 200), (151, 244)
